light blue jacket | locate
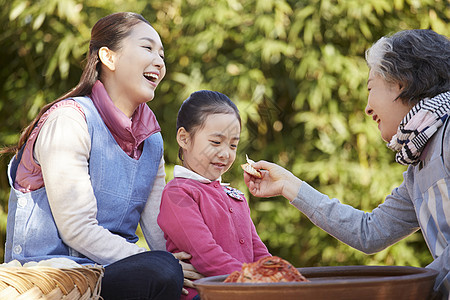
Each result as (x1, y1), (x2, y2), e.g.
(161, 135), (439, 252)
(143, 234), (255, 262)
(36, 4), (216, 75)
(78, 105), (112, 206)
(5, 96), (163, 264)
(291, 118), (449, 299)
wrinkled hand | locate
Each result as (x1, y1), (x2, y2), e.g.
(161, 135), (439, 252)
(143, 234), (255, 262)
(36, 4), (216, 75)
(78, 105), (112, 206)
(244, 160), (302, 201)
(172, 251), (204, 295)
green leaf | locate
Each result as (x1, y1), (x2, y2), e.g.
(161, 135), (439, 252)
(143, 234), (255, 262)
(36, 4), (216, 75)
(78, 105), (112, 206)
(9, 1), (27, 21)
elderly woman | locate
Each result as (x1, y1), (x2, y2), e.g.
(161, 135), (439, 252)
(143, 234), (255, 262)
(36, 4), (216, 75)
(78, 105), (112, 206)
(244, 29), (450, 299)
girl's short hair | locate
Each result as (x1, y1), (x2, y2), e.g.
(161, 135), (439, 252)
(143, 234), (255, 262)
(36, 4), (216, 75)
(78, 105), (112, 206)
(365, 29), (450, 106)
(176, 90), (241, 160)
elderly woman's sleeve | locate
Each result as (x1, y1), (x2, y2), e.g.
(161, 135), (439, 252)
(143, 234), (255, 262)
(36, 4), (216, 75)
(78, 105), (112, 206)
(290, 178), (420, 254)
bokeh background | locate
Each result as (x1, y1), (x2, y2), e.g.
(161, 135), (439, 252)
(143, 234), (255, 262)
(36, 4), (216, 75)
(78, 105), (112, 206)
(0, 0), (449, 268)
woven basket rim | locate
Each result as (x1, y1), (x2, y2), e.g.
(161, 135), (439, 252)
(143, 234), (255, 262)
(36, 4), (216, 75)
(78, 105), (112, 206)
(0, 264), (104, 300)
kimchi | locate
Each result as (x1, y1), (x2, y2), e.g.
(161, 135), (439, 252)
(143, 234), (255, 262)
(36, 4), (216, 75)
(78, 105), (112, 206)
(224, 256), (309, 283)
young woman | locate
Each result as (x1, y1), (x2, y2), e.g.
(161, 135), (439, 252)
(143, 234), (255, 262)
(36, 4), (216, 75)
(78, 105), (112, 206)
(157, 90), (271, 300)
(244, 29), (450, 299)
(2, 12), (185, 299)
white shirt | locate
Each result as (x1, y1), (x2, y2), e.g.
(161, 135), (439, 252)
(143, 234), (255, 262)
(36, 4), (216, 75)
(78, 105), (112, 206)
(35, 107), (166, 264)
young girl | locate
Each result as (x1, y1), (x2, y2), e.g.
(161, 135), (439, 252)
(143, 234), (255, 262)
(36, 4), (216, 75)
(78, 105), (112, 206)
(2, 12), (185, 300)
(244, 29), (449, 300)
(157, 90), (271, 300)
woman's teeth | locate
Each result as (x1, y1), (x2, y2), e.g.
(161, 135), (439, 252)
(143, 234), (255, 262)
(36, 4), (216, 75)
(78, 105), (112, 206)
(144, 72), (158, 82)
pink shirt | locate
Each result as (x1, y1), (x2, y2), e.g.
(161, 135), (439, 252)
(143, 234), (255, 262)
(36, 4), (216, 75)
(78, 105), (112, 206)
(15, 80), (161, 192)
(158, 166), (270, 300)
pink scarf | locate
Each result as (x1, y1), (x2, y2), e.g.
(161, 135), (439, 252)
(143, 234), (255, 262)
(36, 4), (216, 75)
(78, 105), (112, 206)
(14, 81), (161, 192)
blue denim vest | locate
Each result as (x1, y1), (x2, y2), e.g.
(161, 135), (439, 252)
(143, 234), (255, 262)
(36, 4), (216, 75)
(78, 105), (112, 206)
(5, 96), (163, 264)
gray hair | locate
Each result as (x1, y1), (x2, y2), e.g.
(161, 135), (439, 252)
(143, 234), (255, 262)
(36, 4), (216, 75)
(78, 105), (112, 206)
(365, 29), (450, 106)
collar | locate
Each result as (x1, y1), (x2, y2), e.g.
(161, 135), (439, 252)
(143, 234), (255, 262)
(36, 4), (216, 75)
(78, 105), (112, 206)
(173, 165), (229, 185)
(89, 80), (161, 158)
(173, 166), (245, 201)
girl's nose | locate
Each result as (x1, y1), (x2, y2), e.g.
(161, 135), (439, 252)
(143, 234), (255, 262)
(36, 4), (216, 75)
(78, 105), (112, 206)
(217, 149), (230, 159)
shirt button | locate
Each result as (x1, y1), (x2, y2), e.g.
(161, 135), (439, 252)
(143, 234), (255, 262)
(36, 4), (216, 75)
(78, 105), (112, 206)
(18, 198), (27, 208)
(229, 207), (234, 213)
(13, 245), (22, 254)
(239, 239), (245, 244)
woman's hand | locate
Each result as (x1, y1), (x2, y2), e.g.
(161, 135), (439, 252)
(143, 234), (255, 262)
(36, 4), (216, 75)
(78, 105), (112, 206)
(172, 251), (204, 295)
(244, 160), (303, 202)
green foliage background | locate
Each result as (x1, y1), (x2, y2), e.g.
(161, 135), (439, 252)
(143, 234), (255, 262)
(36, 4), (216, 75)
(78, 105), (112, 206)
(0, 0), (448, 268)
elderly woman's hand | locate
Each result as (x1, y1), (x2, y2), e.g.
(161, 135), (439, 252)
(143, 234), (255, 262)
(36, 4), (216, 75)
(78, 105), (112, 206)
(172, 251), (204, 295)
(244, 160), (303, 202)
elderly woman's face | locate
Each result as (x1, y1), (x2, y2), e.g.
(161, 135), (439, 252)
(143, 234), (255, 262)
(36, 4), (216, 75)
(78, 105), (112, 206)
(365, 69), (412, 142)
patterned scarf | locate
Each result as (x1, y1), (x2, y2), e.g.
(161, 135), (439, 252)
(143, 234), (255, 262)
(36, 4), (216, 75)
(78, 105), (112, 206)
(387, 91), (450, 166)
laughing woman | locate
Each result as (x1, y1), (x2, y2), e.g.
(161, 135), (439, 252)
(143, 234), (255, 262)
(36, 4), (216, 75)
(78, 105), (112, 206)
(244, 29), (449, 299)
(1, 12), (185, 300)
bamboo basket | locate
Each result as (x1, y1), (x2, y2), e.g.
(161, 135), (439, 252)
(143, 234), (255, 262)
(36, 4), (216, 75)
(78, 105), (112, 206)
(0, 264), (104, 300)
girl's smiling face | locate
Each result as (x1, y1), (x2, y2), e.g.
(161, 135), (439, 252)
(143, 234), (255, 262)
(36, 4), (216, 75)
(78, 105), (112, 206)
(179, 113), (241, 181)
(365, 69), (412, 142)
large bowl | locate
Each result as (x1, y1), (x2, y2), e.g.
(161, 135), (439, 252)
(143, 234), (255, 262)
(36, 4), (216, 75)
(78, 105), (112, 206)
(194, 265), (438, 300)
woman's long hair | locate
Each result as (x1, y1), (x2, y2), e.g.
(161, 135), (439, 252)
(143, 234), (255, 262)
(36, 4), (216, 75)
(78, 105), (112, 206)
(2, 12), (150, 154)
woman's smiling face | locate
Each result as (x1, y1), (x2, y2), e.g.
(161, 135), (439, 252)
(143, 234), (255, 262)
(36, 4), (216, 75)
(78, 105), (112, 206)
(103, 21), (166, 114)
(365, 69), (412, 142)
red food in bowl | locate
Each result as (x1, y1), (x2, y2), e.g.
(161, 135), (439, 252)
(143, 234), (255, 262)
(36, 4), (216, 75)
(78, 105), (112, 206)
(224, 256), (309, 283)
